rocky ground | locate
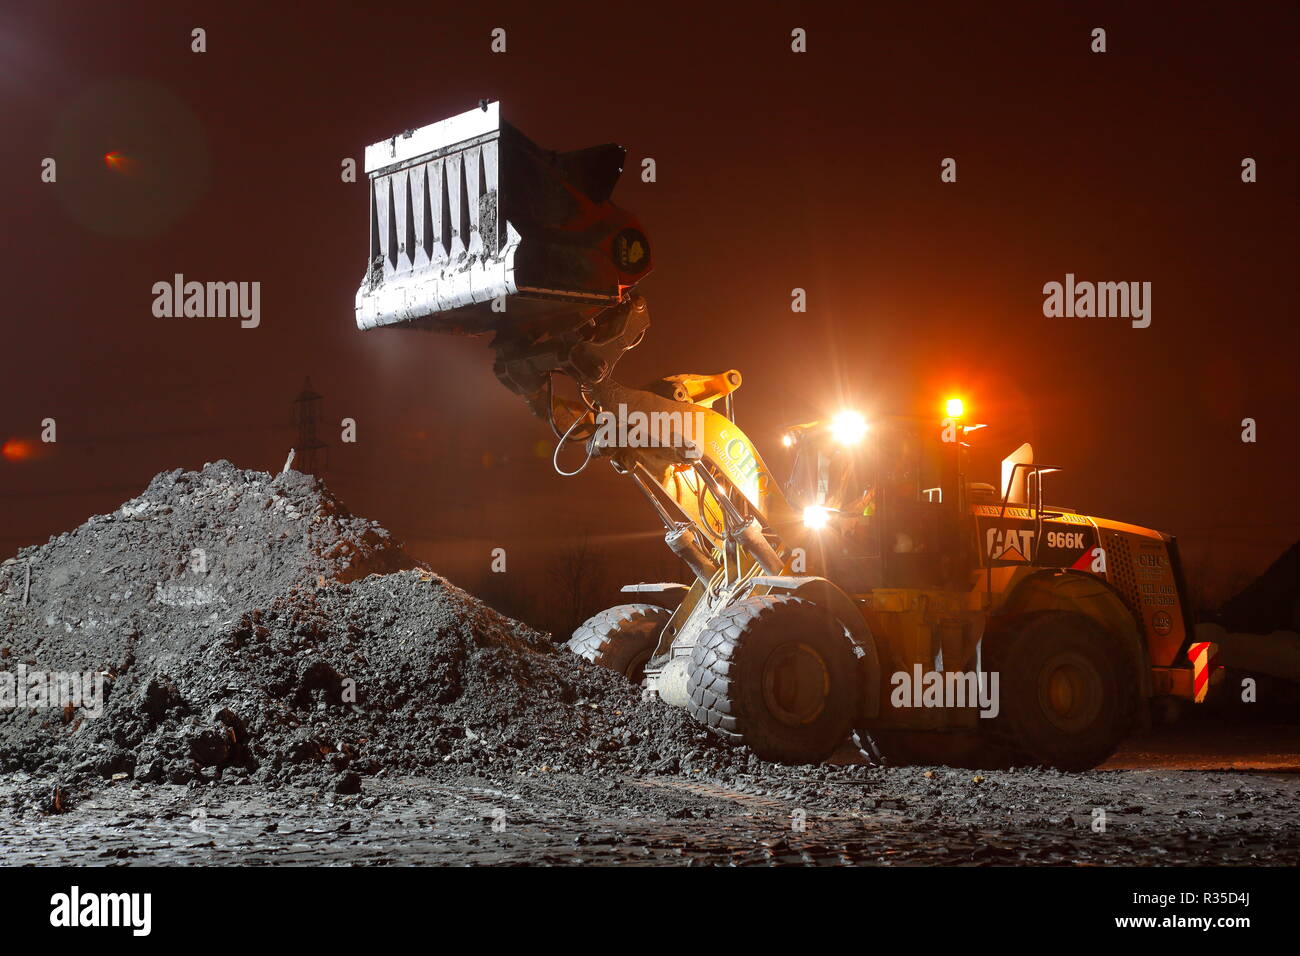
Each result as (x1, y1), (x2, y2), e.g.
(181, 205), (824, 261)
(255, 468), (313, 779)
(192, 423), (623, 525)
(2, 732), (1296, 865)
(1, 462), (1296, 866)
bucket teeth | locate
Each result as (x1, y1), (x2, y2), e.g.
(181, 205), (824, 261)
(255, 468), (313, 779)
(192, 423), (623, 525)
(355, 102), (651, 335)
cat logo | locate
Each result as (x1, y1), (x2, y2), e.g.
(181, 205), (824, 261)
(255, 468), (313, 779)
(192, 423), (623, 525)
(987, 526), (1034, 563)
(612, 229), (650, 273)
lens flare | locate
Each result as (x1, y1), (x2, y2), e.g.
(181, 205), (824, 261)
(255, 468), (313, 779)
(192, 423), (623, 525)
(802, 505), (831, 530)
(2, 438), (35, 462)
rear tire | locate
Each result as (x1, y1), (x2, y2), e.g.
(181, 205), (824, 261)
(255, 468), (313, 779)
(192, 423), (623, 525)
(687, 595), (860, 765)
(988, 610), (1137, 771)
(567, 604), (672, 684)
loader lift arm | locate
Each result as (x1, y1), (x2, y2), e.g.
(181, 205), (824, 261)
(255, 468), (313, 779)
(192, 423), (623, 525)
(490, 291), (796, 588)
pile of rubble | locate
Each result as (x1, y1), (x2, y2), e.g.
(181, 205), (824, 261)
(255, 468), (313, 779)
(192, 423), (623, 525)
(0, 462), (757, 806)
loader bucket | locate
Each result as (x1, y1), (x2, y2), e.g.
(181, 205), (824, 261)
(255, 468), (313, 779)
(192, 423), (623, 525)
(354, 102), (651, 335)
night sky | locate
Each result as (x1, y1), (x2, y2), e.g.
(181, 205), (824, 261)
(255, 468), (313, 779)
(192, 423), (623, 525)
(2, 1), (1296, 622)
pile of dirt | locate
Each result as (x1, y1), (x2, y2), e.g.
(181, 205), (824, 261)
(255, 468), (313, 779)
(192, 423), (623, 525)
(0, 460), (413, 643)
(0, 462), (764, 807)
(1218, 540), (1300, 634)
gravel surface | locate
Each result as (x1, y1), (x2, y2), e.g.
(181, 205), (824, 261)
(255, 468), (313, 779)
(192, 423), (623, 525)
(1, 760), (1296, 866)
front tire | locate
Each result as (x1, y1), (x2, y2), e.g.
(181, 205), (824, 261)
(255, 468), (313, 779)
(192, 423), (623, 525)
(687, 595), (860, 765)
(567, 603), (672, 684)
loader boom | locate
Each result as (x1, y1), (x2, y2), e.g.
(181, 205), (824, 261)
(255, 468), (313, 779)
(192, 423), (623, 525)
(355, 102), (795, 585)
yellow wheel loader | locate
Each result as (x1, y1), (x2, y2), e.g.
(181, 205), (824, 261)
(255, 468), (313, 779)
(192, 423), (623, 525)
(356, 103), (1220, 770)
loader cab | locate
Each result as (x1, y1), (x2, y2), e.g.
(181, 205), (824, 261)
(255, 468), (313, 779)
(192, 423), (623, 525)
(783, 413), (971, 592)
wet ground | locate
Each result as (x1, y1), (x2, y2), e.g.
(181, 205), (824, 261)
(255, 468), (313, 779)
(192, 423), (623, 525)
(2, 725), (1296, 866)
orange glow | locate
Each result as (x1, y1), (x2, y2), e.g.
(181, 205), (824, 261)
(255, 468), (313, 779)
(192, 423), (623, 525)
(2, 438), (35, 462)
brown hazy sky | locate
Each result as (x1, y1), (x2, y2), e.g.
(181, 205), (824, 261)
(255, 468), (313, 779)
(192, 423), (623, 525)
(2, 1), (1296, 610)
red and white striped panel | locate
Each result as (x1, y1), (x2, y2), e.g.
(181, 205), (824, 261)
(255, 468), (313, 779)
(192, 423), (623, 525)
(1186, 641), (1220, 703)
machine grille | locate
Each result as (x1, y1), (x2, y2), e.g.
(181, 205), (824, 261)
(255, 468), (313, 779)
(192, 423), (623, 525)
(1104, 531), (1143, 621)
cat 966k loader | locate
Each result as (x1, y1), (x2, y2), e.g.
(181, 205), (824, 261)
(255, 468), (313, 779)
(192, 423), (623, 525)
(355, 103), (1218, 769)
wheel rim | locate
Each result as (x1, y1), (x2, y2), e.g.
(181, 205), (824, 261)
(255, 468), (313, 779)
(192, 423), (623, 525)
(761, 642), (830, 726)
(1036, 651), (1103, 733)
